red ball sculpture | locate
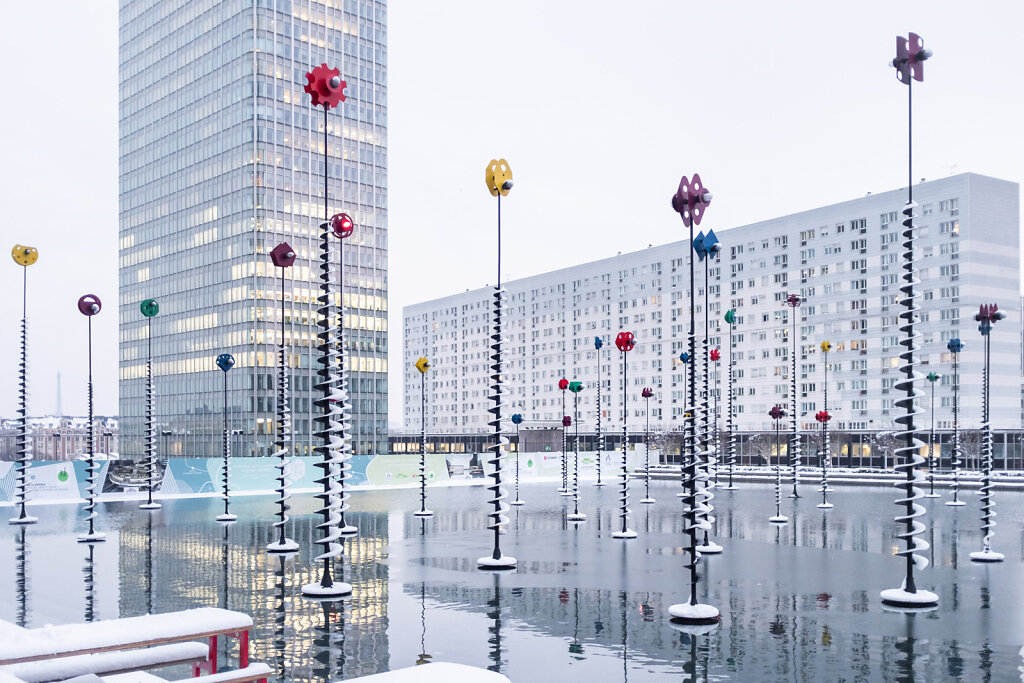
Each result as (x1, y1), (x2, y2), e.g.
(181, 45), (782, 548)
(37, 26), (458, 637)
(562, 416), (572, 427)
(615, 332), (635, 352)
(558, 378), (569, 391)
(331, 212), (354, 239)
(641, 387), (654, 398)
(710, 348), (721, 362)
(304, 64), (347, 109)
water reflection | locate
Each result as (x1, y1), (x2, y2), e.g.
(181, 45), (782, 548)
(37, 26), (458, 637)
(15, 526), (28, 627)
(310, 600), (345, 683)
(83, 543), (96, 623)
(487, 574), (504, 673)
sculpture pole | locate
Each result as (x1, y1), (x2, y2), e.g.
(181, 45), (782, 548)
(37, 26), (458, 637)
(676, 351), (690, 500)
(215, 353), (237, 523)
(78, 295), (105, 541)
(723, 310), (738, 490)
(880, 32), (937, 609)
(334, 209), (357, 536)
(567, 382), (586, 521)
(594, 337), (606, 487)
(414, 357), (433, 517)
(946, 338), (965, 506)
(785, 293), (802, 498)
(693, 231), (721, 554)
(769, 406), (788, 524)
(9, 245), (38, 525)
(817, 340), (833, 509)
(510, 414), (524, 506)
(559, 378), (570, 495)
(612, 332), (637, 539)
(924, 372), (941, 497)
(267, 243), (298, 552)
(712, 348), (721, 487)
(139, 298), (161, 510)
(478, 159), (516, 570)
(640, 387), (655, 504)
(970, 304), (1004, 562)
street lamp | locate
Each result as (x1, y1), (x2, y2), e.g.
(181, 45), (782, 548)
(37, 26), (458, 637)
(769, 405), (788, 524)
(924, 372), (941, 498)
(945, 338), (965, 507)
(785, 293), (802, 498)
(640, 387), (655, 504)
(970, 304), (1005, 562)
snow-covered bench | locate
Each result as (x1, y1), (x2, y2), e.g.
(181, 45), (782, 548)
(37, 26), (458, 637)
(103, 663), (272, 683)
(342, 662), (511, 682)
(0, 608), (253, 676)
(0, 643), (209, 683)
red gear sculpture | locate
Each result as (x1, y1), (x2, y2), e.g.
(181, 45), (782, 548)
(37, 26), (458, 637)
(331, 212), (354, 239)
(304, 64), (347, 109)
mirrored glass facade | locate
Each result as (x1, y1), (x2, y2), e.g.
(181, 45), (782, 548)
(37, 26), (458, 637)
(119, 0), (389, 458)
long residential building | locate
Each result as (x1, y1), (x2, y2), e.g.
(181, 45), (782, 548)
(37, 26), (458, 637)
(403, 173), (1021, 436)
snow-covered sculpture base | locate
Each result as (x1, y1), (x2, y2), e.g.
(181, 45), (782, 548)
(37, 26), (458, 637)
(945, 499), (966, 507)
(640, 497), (655, 504)
(668, 601), (721, 624)
(266, 539), (300, 553)
(880, 587), (938, 607)
(139, 503), (161, 511)
(8, 516), (37, 525)
(969, 549), (1004, 562)
(769, 515), (788, 524)
(302, 581), (352, 598)
(696, 541), (722, 554)
(510, 499), (525, 507)
(216, 513), (238, 523)
(817, 502), (834, 510)
(413, 509), (434, 518)
(611, 529), (637, 539)
(77, 532), (106, 543)
(567, 512), (586, 522)
(477, 555), (517, 570)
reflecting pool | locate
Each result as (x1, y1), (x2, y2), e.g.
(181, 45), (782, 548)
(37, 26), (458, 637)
(1, 480), (1022, 681)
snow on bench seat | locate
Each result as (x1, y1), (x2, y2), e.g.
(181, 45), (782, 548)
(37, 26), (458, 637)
(0, 623), (26, 639)
(0, 642), (209, 683)
(104, 663), (272, 683)
(0, 609), (253, 665)
(341, 662), (511, 683)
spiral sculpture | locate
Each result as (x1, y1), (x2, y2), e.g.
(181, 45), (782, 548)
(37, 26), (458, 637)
(724, 310), (738, 490)
(924, 371), (941, 498)
(139, 298), (162, 510)
(594, 336), (606, 487)
(510, 413), (524, 506)
(414, 356), (433, 517)
(478, 158), (516, 569)
(268, 243), (298, 552)
(817, 340), (834, 509)
(668, 172), (718, 623)
(785, 293), (802, 498)
(711, 348), (721, 487)
(881, 31), (937, 609)
(568, 382), (586, 521)
(640, 387), (655, 504)
(10, 245), (38, 525)
(611, 332), (637, 539)
(331, 212), (358, 537)
(970, 304), (1004, 562)
(78, 294), (105, 542)
(215, 353), (237, 523)
(946, 338), (965, 507)
(694, 230), (720, 554)
(677, 351), (691, 500)
(302, 218), (351, 597)
(769, 406), (788, 524)
(558, 377), (570, 495)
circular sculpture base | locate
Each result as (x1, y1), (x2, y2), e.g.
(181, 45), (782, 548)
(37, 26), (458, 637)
(139, 503), (162, 510)
(477, 555), (517, 570)
(723, 485), (739, 491)
(557, 487), (568, 494)
(216, 514), (238, 523)
(266, 539), (300, 553)
(668, 602), (721, 624)
(77, 532), (107, 543)
(676, 491), (686, 498)
(769, 515), (789, 524)
(611, 529), (637, 539)
(594, 481), (607, 487)
(788, 493), (801, 499)
(946, 500), (966, 506)
(8, 516), (38, 525)
(970, 550), (1005, 562)
(567, 513), (587, 522)
(923, 493), (941, 498)
(880, 588), (939, 608)
(560, 491), (574, 497)
(510, 499), (525, 506)
(640, 498), (656, 504)
(302, 581), (352, 599)
(340, 525), (359, 536)
(817, 502), (834, 509)
(696, 542), (723, 554)
(413, 510), (434, 518)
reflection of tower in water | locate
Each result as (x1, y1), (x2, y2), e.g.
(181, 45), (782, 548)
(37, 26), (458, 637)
(15, 526), (29, 627)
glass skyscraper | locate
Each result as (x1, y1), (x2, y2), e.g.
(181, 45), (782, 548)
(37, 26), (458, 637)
(119, 0), (389, 458)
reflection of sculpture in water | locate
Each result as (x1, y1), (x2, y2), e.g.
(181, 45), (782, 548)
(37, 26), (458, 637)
(311, 600), (346, 683)
(15, 527), (29, 627)
(272, 555), (287, 681)
(893, 615), (918, 683)
(416, 581), (431, 666)
(568, 588), (582, 657)
(83, 544), (96, 623)
(145, 514), (154, 615)
(486, 574), (504, 673)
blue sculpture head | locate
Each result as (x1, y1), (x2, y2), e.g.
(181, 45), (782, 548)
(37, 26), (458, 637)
(946, 338), (963, 354)
(511, 413), (523, 425)
(680, 352), (690, 364)
(216, 353), (235, 372)
(594, 336), (603, 350)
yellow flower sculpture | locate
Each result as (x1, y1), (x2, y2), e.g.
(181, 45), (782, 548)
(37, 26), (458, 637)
(485, 159), (513, 197)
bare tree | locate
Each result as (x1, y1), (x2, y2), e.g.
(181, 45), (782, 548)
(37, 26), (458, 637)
(870, 430), (898, 471)
(959, 428), (982, 471)
(650, 430), (684, 466)
(746, 432), (774, 466)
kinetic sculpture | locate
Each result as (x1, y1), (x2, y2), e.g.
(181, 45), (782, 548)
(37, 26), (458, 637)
(332, 211), (358, 537)
(267, 242), (299, 553)
(9, 245), (38, 525)
(479, 158), (516, 570)
(946, 338), (965, 507)
(881, 31), (937, 609)
(558, 378), (570, 495)
(139, 298), (162, 510)
(723, 310), (739, 490)
(818, 340), (834, 508)
(785, 293), (802, 498)
(693, 231), (721, 554)
(668, 173), (719, 624)
(594, 336), (606, 487)
(567, 381), (586, 522)
(414, 356), (433, 518)
(924, 372), (941, 498)
(769, 406), (788, 524)
(710, 348), (721, 487)
(77, 295), (105, 542)
(676, 351), (691, 499)
(303, 62), (352, 597)
(510, 413), (525, 506)
(640, 387), (655, 504)
(970, 304), (1004, 562)
(215, 353), (237, 523)
(612, 332), (637, 539)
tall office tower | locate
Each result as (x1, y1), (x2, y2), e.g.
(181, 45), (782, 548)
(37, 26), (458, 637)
(119, 0), (389, 459)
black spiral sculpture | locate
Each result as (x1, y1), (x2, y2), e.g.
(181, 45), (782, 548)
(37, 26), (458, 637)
(612, 333), (636, 539)
(970, 305), (1004, 562)
(881, 32), (937, 609)
(268, 243), (298, 552)
(694, 230), (719, 554)
(559, 378), (570, 495)
(568, 382), (586, 521)
(78, 295), (105, 541)
(594, 336), (606, 487)
(478, 159), (516, 570)
(510, 414), (524, 506)
(414, 356), (433, 517)
(724, 310), (738, 490)
(786, 293), (802, 498)
(946, 338), (965, 507)
(331, 212), (358, 536)
(10, 245), (38, 525)
(640, 387), (655, 504)
(769, 406), (788, 524)
(215, 353), (237, 523)
(817, 340), (834, 509)
(139, 298), (161, 510)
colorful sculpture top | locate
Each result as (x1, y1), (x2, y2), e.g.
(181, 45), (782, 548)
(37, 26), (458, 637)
(820, 340), (832, 353)
(786, 293), (802, 308)
(710, 349), (721, 362)
(11, 244), (38, 267)
(947, 338), (963, 353)
(671, 173), (712, 228)
(641, 387), (653, 399)
(975, 304), (1005, 336)
(304, 64), (347, 109)
(331, 212), (354, 239)
(679, 351), (690, 364)
(693, 230), (721, 261)
(594, 336), (603, 350)
(568, 381), (583, 393)
(724, 309), (736, 325)
(769, 405), (787, 421)
(216, 353), (235, 372)
(562, 416), (572, 427)
(615, 332), (635, 353)
(140, 299), (159, 318)
(926, 372), (940, 383)
(415, 357), (431, 374)
(511, 413), (523, 425)
(485, 159), (513, 197)
(892, 33), (932, 84)
(815, 410), (831, 423)
(77, 295), (101, 316)
(558, 378), (569, 391)
(270, 242), (296, 268)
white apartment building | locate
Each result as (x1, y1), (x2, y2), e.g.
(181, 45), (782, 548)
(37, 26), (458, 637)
(403, 173), (1021, 436)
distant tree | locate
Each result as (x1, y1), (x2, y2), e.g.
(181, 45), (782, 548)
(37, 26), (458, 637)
(870, 430), (898, 470)
(959, 428), (983, 471)
(746, 432), (774, 466)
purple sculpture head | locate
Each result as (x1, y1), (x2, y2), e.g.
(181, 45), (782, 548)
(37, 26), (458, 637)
(893, 33), (932, 84)
(641, 387), (653, 399)
(270, 242), (296, 268)
(77, 294), (101, 316)
(769, 405), (786, 421)
(671, 173), (712, 228)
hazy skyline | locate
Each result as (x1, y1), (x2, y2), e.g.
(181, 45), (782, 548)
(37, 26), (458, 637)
(2, 1), (1022, 420)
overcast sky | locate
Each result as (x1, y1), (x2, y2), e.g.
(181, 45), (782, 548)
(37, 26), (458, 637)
(1, 1), (1022, 420)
